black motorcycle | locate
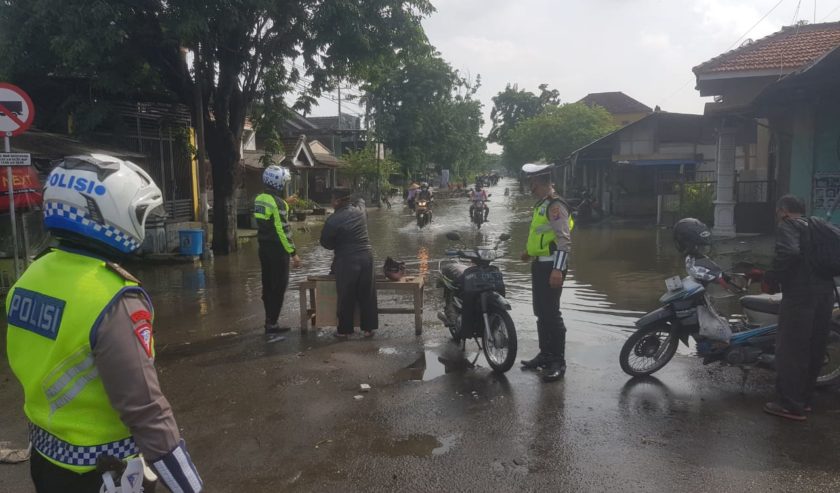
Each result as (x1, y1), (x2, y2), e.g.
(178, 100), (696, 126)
(416, 199), (432, 228)
(436, 232), (517, 373)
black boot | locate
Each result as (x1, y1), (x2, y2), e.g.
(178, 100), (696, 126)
(521, 352), (550, 370)
(542, 360), (566, 382)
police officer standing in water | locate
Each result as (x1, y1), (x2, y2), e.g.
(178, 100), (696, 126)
(254, 165), (302, 334)
(519, 163), (574, 382)
(5, 154), (202, 492)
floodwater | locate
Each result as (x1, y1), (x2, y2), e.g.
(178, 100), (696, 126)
(7, 179), (840, 492)
(130, 177), (698, 349)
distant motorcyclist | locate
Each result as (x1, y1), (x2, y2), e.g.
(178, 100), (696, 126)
(418, 182), (433, 202)
(406, 182), (419, 211)
(469, 183), (489, 222)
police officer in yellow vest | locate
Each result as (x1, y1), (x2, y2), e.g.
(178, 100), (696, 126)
(5, 154), (202, 492)
(519, 163), (574, 382)
(254, 165), (301, 334)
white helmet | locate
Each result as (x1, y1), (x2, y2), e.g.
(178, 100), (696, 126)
(263, 165), (291, 192)
(43, 154), (163, 254)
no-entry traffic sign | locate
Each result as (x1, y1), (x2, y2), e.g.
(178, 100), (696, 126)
(0, 83), (35, 136)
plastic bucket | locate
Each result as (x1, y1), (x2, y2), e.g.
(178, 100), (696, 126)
(179, 229), (204, 256)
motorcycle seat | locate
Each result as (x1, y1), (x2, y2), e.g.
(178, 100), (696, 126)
(740, 294), (782, 315)
(442, 262), (468, 282)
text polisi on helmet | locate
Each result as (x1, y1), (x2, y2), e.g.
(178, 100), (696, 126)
(48, 171), (107, 196)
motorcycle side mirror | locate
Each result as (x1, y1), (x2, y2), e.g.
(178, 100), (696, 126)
(499, 233), (511, 241)
(446, 232), (461, 242)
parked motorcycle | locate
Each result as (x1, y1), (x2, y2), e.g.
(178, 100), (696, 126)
(619, 254), (840, 387)
(416, 199), (432, 228)
(436, 232), (517, 373)
(570, 190), (603, 224)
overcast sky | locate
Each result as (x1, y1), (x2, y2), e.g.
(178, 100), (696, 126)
(311, 0), (840, 153)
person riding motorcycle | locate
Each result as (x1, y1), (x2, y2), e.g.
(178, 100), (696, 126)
(5, 154), (202, 492)
(469, 184), (489, 222)
(418, 182), (433, 202)
(406, 182), (420, 211)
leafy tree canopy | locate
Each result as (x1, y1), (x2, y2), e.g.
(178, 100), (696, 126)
(0, 0), (434, 253)
(488, 83), (559, 148)
(361, 47), (485, 178)
(504, 103), (616, 166)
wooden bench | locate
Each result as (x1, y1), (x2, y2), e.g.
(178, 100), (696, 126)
(297, 275), (425, 334)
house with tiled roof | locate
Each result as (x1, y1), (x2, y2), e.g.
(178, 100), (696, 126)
(578, 92), (653, 127)
(693, 21), (840, 235)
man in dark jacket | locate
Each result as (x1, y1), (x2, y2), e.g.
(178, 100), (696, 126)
(763, 195), (836, 421)
(320, 188), (378, 338)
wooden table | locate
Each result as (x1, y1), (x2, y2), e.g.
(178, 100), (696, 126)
(297, 275), (425, 334)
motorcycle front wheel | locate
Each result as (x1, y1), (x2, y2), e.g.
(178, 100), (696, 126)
(816, 325), (840, 387)
(619, 323), (679, 377)
(482, 307), (517, 373)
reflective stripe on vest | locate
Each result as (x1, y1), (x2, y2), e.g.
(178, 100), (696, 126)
(526, 197), (574, 257)
(254, 193), (295, 253)
(6, 249), (145, 473)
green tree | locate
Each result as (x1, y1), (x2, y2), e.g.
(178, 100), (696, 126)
(488, 83), (559, 150)
(343, 146), (398, 191)
(0, 0), (433, 253)
(361, 48), (485, 178)
(504, 103), (616, 166)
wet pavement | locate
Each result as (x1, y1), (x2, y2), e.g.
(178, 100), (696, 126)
(3, 178), (840, 492)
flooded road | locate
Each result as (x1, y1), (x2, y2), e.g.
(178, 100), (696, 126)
(3, 178), (840, 492)
(129, 178), (682, 348)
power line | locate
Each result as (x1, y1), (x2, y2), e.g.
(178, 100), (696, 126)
(656, 0), (789, 108)
(791, 0), (804, 23)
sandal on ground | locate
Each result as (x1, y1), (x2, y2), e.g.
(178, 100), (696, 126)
(763, 402), (806, 421)
(363, 331), (374, 338)
(333, 332), (350, 340)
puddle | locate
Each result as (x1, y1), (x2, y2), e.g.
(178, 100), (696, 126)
(394, 349), (478, 382)
(371, 433), (458, 458)
(432, 434), (458, 456)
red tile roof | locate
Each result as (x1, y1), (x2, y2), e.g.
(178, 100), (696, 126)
(577, 92), (652, 114)
(694, 22), (840, 75)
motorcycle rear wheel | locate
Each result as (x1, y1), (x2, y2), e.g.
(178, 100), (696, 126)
(482, 307), (517, 373)
(816, 325), (840, 387)
(619, 323), (679, 377)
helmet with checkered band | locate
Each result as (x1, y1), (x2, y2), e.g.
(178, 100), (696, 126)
(263, 165), (291, 192)
(43, 154), (163, 254)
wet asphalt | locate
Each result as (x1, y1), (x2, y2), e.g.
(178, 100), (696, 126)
(3, 179), (840, 492)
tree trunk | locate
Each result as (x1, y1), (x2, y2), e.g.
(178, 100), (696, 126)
(205, 124), (240, 255)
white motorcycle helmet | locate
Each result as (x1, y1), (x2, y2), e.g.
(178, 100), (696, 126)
(263, 165), (292, 192)
(43, 154), (163, 254)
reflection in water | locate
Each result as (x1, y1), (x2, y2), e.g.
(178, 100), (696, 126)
(417, 246), (430, 279)
(127, 178), (695, 347)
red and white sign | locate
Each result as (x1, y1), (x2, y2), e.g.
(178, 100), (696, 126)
(0, 83), (35, 137)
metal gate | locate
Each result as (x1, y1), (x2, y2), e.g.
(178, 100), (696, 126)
(103, 102), (195, 221)
(735, 180), (775, 234)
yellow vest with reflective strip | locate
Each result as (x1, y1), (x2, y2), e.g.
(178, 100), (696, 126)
(526, 197), (574, 257)
(5, 249), (143, 473)
(254, 193), (295, 254)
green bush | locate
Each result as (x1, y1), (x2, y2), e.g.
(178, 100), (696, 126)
(678, 183), (715, 226)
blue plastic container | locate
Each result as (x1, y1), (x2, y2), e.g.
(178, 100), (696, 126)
(179, 229), (204, 256)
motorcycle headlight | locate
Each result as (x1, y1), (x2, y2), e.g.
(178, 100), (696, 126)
(477, 248), (497, 261)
